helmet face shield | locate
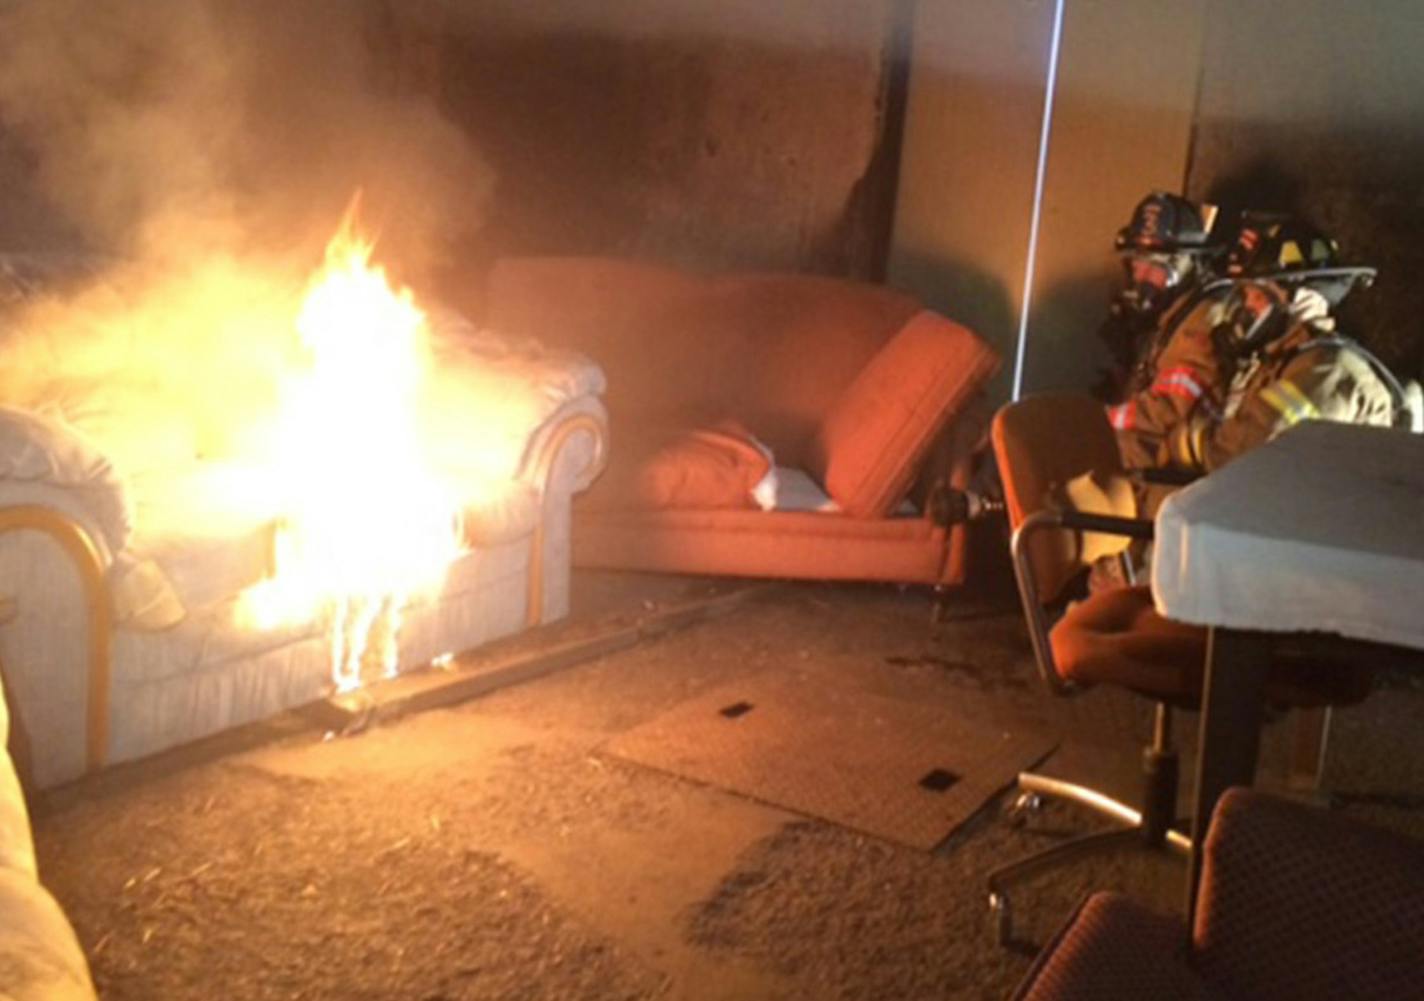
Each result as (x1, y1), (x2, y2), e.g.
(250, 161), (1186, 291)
(1117, 251), (1191, 317)
(1127, 255), (1176, 290)
(1107, 192), (1221, 329)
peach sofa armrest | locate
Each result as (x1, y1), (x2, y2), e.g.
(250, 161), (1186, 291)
(808, 310), (1000, 518)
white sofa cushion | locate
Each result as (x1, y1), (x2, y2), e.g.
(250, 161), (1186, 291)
(124, 462), (541, 623)
(423, 312), (606, 484)
(126, 461), (283, 614)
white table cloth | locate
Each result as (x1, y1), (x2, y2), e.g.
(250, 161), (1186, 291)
(1153, 421), (1424, 652)
(1151, 419), (1424, 925)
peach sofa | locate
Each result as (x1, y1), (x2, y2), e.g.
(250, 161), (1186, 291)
(484, 258), (999, 587)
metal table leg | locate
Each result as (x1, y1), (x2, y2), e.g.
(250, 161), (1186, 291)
(1286, 706), (1332, 794)
(1186, 626), (1271, 926)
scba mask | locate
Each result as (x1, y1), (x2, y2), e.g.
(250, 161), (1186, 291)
(1116, 252), (1192, 319)
(1214, 281), (1291, 357)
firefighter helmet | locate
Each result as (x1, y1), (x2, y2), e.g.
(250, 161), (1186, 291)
(1224, 213), (1374, 307)
(1111, 192), (1221, 322)
(1225, 213), (1339, 276)
(1114, 191), (1219, 254)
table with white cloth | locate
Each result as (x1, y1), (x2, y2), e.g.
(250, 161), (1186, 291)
(1152, 420), (1424, 922)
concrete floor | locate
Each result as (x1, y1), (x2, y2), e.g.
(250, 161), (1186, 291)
(29, 569), (1424, 1001)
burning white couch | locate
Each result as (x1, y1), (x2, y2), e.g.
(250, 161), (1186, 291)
(0, 249), (608, 789)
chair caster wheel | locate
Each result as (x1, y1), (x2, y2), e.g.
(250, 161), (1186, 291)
(1006, 791), (1043, 826)
(989, 891), (1014, 946)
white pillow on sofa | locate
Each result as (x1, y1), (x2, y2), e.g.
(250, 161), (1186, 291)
(0, 406), (132, 558)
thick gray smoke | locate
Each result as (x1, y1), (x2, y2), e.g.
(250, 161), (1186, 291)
(0, 0), (492, 272)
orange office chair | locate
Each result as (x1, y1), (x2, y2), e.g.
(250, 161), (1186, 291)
(985, 392), (1374, 946)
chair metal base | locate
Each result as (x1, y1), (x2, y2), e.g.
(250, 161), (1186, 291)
(986, 771), (1190, 946)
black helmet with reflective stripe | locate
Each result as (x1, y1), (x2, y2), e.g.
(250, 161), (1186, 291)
(1114, 191), (1220, 254)
(1225, 213), (1375, 307)
(1226, 213), (1339, 276)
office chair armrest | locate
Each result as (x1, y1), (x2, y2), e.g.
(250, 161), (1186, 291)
(1055, 510), (1155, 541)
(1010, 508), (1154, 696)
(1132, 467), (1201, 488)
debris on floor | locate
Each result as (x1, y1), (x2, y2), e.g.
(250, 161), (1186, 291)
(31, 577), (1424, 1000)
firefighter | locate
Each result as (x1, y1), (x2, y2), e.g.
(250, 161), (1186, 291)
(1109, 213), (1360, 471)
(1162, 277), (1405, 473)
(1107, 289), (1228, 470)
(1096, 191), (1223, 400)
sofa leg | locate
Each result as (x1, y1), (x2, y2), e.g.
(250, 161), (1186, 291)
(930, 585), (951, 624)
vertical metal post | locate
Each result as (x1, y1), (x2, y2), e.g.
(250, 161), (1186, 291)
(1010, 0), (1067, 400)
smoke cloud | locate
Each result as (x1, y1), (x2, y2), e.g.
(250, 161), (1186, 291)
(0, 0), (494, 471)
(0, 0), (492, 269)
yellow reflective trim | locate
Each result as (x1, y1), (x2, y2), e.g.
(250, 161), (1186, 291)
(1261, 380), (1318, 426)
(1279, 240), (1305, 266)
(1172, 425), (1192, 466)
(1259, 384), (1295, 421)
(1276, 379), (1319, 419)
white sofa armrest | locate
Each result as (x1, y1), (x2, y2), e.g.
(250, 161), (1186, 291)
(516, 395), (609, 496)
(516, 396), (609, 625)
(0, 501), (113, 787)
(0, 409), (128, 787)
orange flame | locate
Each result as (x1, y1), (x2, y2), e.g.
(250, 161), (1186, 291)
(239, 215), (463, 691)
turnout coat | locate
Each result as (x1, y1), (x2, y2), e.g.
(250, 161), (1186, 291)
(1163, 322), (1396, 473)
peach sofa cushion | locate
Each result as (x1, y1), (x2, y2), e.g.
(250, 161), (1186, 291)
(583, 421), (770, 511)
(573, 506), (960, 584)
(808, 310), (999, 518)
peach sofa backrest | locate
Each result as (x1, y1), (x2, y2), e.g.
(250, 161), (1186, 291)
(485, 256), (920, 467)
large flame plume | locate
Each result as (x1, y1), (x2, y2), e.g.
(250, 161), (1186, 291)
(240, 217), (463, 691)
